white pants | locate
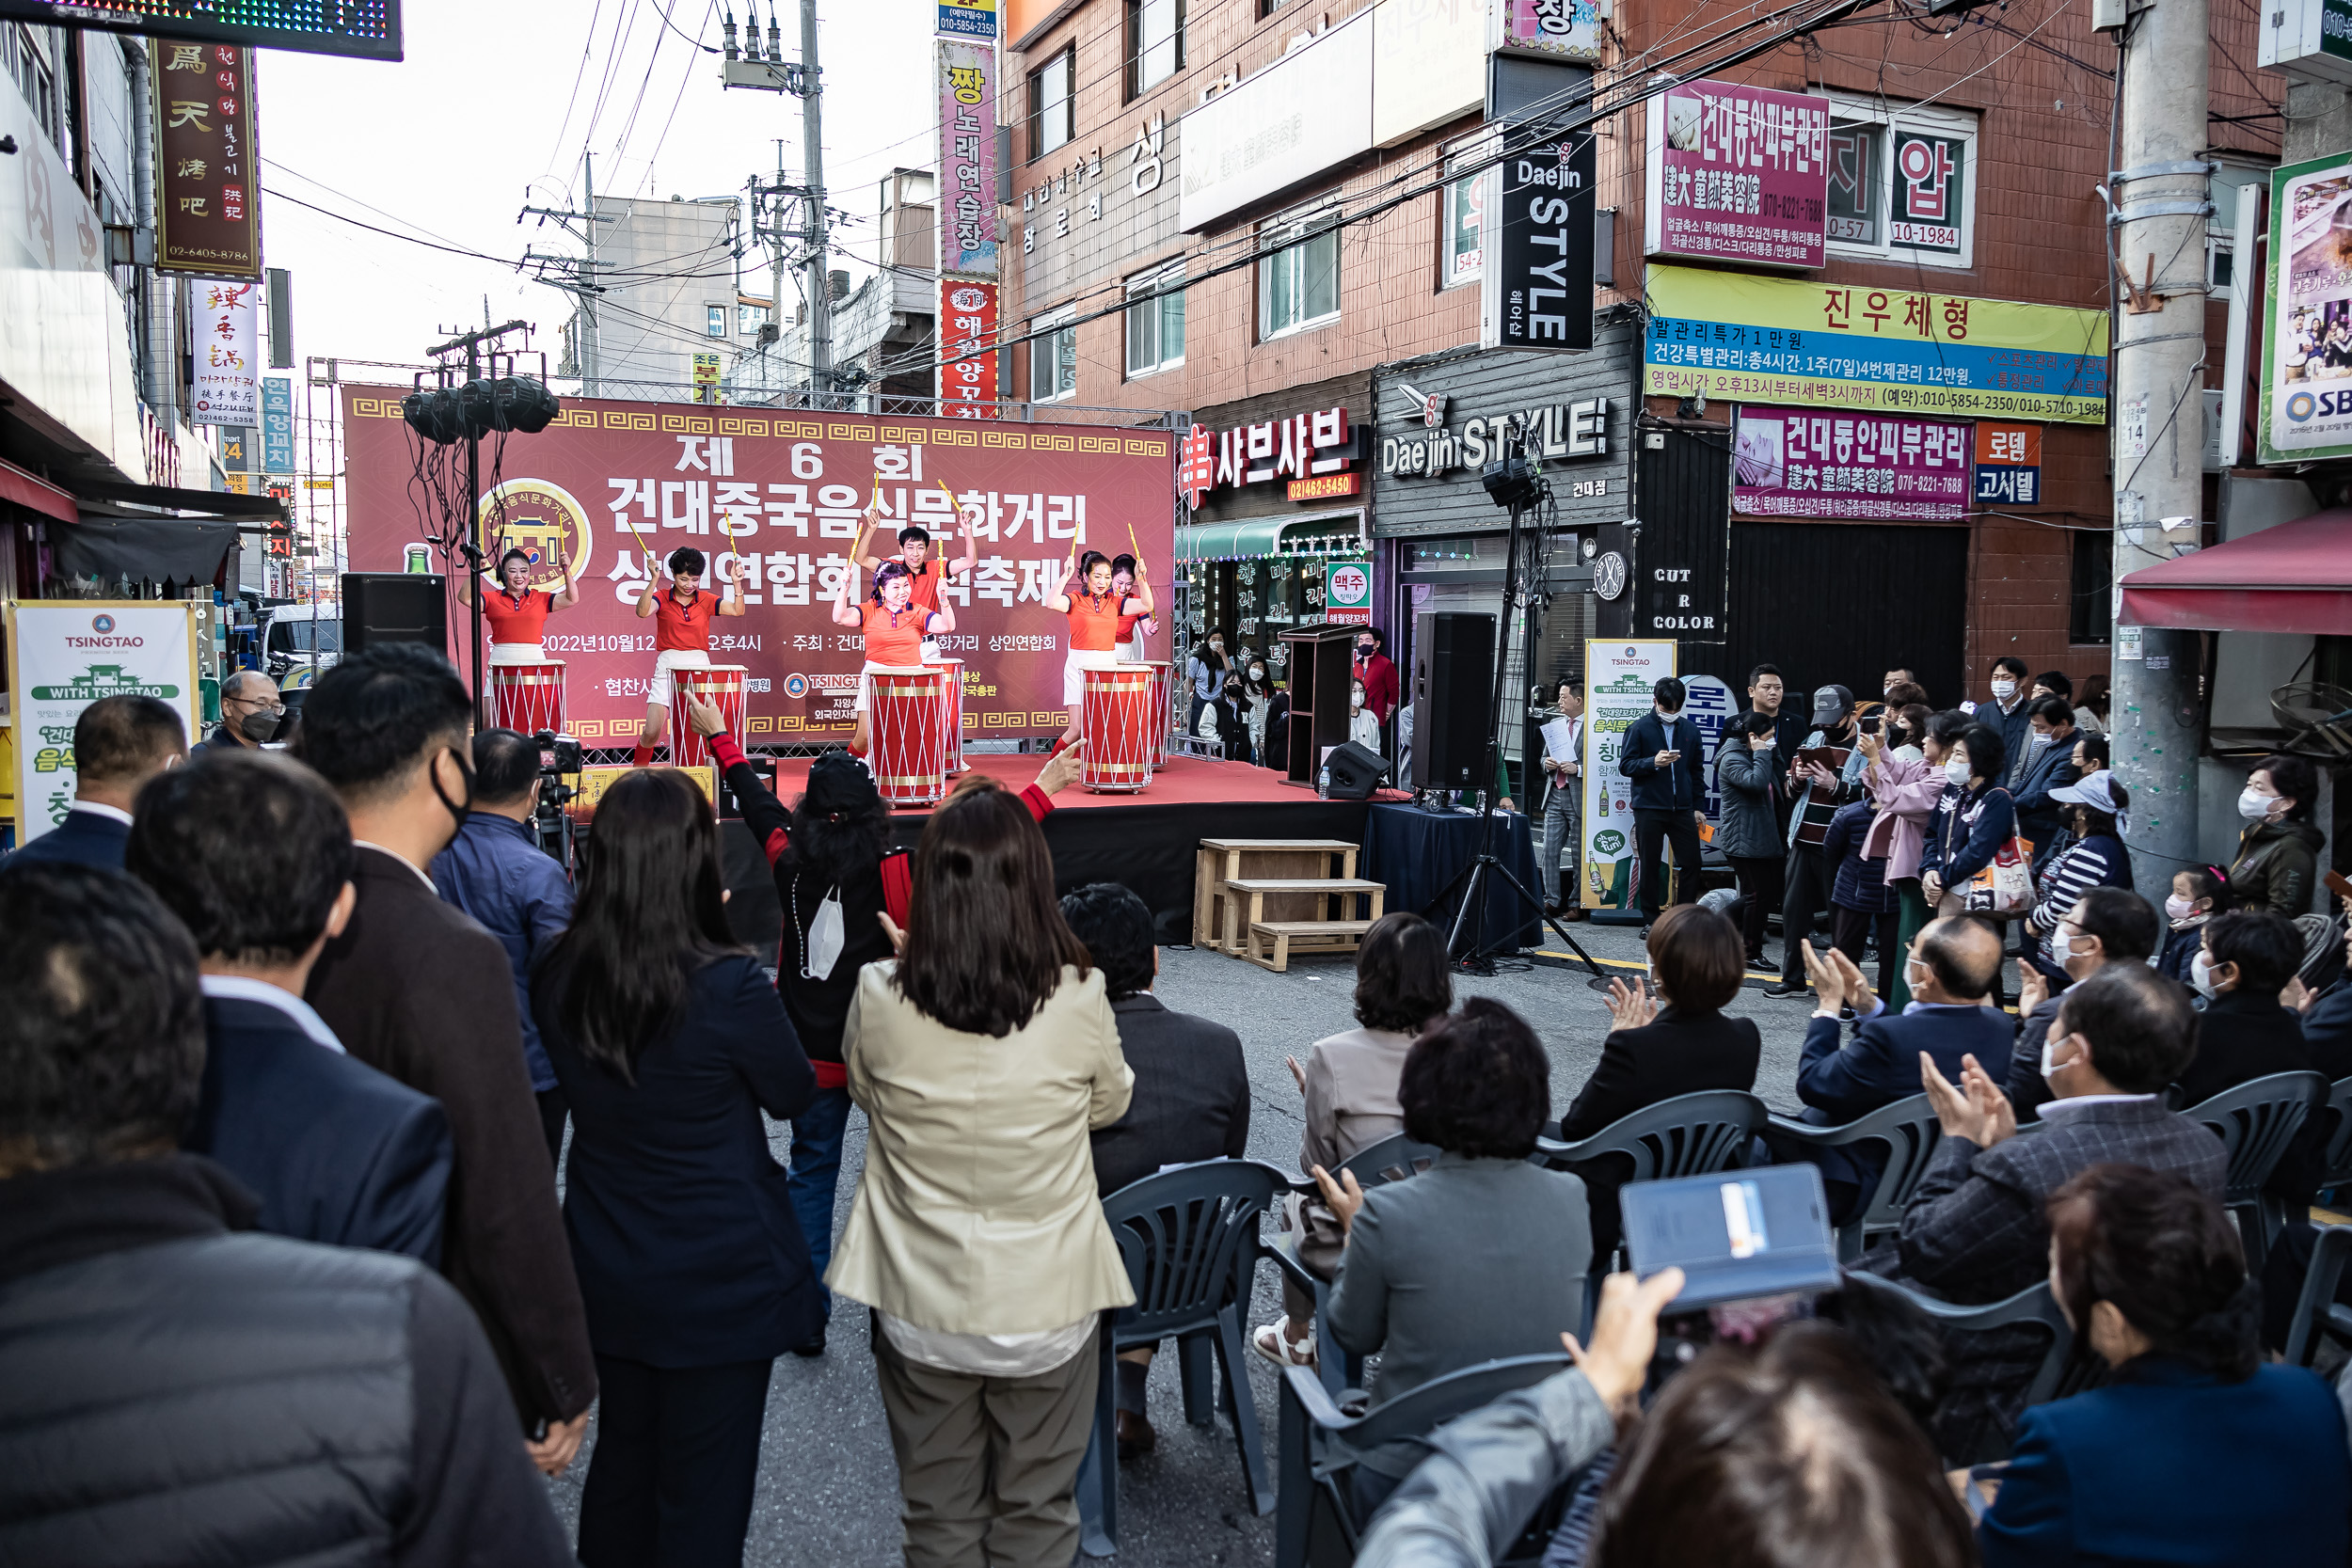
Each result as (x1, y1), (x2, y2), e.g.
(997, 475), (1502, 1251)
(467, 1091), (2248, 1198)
(488, 641), (545, 665)
(646, 648), (710, 706)
(853, 658), (891, 714)
(1063, 648), (1122, 706)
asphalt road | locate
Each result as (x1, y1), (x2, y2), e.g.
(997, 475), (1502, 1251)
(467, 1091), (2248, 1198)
(542, 918), (1840, 1565)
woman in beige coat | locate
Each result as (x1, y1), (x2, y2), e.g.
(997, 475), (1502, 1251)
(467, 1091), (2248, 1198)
(828, 776), (1136, 1568)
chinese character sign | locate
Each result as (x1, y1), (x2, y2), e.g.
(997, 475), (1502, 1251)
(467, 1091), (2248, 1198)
(1972, 421), (2042, 504)
(938, 40), (998, 277)
(1645, 81), (1828, 269)
(341, 389), (1174, 742)
(262, 375), (294, 471)
(155, 42), (262, 278)
(1732, 406), (1973, 522)
(937, 279), (1000, 419)
(190, 280), (259, 426)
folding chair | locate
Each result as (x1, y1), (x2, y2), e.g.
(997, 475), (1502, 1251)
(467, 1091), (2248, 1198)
(2182, 1070), (2330, 1274)
(1763, 1094), (1944, 1261)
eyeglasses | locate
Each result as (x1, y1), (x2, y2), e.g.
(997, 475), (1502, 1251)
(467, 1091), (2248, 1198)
(228, 693), (285, 714)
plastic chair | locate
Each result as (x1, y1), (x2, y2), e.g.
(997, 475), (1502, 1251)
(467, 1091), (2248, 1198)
(1763, 1095), (1944, 1261)
(1265, 1132), (1444, 1397)
(1867, 1275), (2102, 1409)
(2182, 1070), (2330, 1274)
(1275, 1354), (1578, 1568)
(1075, 1159), (1291, 1558)
(2318, 1075), (2352, 1200)
(2284, 1223), (2352, 1370)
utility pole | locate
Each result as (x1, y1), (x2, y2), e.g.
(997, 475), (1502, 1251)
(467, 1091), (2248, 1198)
(723, 3), (832, 407)
(519, 151), (609, 396)
(2106, 0), (2212, 891)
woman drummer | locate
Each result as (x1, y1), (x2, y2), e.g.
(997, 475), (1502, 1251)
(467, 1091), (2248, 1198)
(629, 545), (747, 767)
(834, 536), (955, 760)
(456, 543), (580, 663)
(1046, 546), (1152, 753)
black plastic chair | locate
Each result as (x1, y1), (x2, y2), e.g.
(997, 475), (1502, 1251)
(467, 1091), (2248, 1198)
(1763, 1094), (1944, 1262)
(1275, 1354), (1578, 1568)
(1867, 1275), (2103, 1409)
(1266, 1131), (1444, 1397)
(2284, 1223), (2352, 1370)
(2182, 1070), (2330, 1274)
(1075, 1159), (1291, 1558)
(2318, 1075), (2352, 1200)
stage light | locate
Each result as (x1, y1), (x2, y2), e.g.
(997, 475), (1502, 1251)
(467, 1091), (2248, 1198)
(492, 376), (563, 434)
(401, 388), (466, 444)
(1481, 454), (1540, 512)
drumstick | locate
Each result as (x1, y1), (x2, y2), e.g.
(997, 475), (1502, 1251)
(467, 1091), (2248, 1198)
(935, 478), (965, 525)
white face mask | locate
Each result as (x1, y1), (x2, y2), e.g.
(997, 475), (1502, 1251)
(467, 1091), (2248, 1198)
(1944, 759), (1971, 787)
(1991, 677), (2017, 699)
(2164, 894), (2197, 923)
(2053, 924), (2084, 962)
(1250, 666), (1265, 680)
(2027, 731), (2053, 753)
(1351, 693), (1365, 711)
(802, 882), (846, 981)
(2237, 786), (2278, 822)
(2040, 1032), (2076, 1082)
(2189, 951), (2219, 999)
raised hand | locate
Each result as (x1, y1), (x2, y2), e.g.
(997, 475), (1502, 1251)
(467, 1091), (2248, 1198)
(1605, 975), (1659, 1033)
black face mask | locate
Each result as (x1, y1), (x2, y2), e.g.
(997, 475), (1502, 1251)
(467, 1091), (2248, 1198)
(237, 708), (279, 743)
(429, 746), (476, 840)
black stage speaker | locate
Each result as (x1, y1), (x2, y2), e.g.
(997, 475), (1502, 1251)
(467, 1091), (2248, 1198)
(342, 572), (448, 654)
(1410, 611), (1496, 791)
(1324, 739), (1387, 800)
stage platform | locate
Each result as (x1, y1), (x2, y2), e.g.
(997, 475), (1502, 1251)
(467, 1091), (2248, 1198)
(720, 752), (1399, 947)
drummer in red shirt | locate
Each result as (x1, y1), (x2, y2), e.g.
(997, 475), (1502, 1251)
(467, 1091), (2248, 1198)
(1110, 552), (1157, 661)
(629, 545), (747, 766)
(456, 544), (580, 664)
(857, 507), (976, 664)
(1046, 546), (1152, 752)
(833, 542), (955, 760)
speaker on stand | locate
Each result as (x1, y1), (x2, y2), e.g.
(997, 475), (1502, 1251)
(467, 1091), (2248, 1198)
(1409, 611), (1496, 794)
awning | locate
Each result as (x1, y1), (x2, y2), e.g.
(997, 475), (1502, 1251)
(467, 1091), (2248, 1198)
(70, 476), (287, 522)
(0, 456), (76, 524)
(1177, 514), (1364, 562)
(2118, 511), (2352, 635)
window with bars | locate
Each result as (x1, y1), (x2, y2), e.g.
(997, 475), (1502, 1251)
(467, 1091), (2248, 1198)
(1124, 263), (1185, 377)
(1824, 99), (1979, 269)
(1260, 206), (1341, 340)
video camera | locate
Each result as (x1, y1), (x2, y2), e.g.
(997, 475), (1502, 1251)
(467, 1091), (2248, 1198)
(532, 730), (582, 870)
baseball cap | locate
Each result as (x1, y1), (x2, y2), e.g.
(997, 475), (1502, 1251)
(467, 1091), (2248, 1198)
(2050, 768), (2128, 829)
(1808, 684), (1854, 726)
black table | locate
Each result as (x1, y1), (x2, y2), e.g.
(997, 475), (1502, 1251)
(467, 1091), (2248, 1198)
(1360, 803), (1544, 955)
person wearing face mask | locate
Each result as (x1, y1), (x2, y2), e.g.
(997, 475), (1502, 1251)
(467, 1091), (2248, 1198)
(2157, 864), (2231, 984)
(1713, 709), (1785, 964)
(1354, 626), (1399, 728)
(2008, 697), (2080, 871)
(2173, 911), (2312, 1108)
(1979, 657), (2033, 784)
(1348, 676), (1381, 754)
(1243, 655), (1274, 763)
(1916, 722), (2016, 972)
(1856, 704), (1942, 1007)
(1187, 633), (1229, 737)
(4, 693), (185, 870)
(2224, 753), (2324, 917)
(1618, 676), (1708, 931)
(2018, 769), (2133, 986)
(204, 668), (285, 751)
(1537, 681), (1586, 919)
(2004, 886), (2162, 1123)
(1763, 684), (1869, 1000)
(296, 642), (599, 1481)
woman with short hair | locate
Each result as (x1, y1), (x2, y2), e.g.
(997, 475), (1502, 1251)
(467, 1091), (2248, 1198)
(2227, 752), (2324, 916)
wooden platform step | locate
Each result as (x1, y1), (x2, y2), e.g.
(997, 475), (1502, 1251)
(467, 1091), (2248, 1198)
(1221, 877), (1386, 965)
(1246, 919), (1377, 973)
(1194, 839), (1363, 953)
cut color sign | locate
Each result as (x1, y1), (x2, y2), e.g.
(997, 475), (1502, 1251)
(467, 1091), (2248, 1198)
(341, 390), (1173, 742)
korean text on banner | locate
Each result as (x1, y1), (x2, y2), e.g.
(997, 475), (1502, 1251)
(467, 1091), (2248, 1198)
(939, 41), (999, 278)
(1481, 119), (1597, 355)
(1645, 80), (1829, 269)
(191, 280), (259, 426)
(1731, 405), (1973, 522)
(1490, 0), (1602, 60)
(1324, 560), (1373, 624)
(338, 390), (1174, 742)
(1645, 265), (2110, 424)
(6, 603), (201, 844)
(1973, 421), (2042, 504)
(155, 43), (262, 278)
(938, 279), (1002, 418)
(2259, 151), (2352, 463)
(939, 0), (998, 39)
(1580, 639), (1677, 912)
(262, 376), (294, 472)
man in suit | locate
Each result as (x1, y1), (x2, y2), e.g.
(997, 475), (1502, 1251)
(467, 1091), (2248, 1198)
(2177, 909), (2311, 1106)
(7, 694), (183, 869)
(1538, 680), (1585, 918)
(1617, 676), (1708, 929)
(295, 643), (596, 1481)
(2010, 695), (2080, 869)
(2003, 886), (2162, 1123)
(204, 668), (284, 752)
(1060, 880), (1248, 1461)
(124, 748), (452, 1262)
(1780, 916), (2014, 1223)
(430, 729), (576, 1164)
(1857, 961), (2227, 1463)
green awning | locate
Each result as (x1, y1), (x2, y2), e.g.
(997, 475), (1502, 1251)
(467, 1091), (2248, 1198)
(1177, 519), (1286, 561)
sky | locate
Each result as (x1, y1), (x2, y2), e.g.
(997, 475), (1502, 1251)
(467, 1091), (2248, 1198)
(254, 0), (939, 377)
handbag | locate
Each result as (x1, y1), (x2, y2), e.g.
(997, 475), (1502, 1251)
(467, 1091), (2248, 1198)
(1961, 836), (2035, 916)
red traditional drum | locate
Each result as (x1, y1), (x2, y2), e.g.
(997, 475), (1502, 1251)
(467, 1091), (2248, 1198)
(489, 660), (567, 736)
(925, 657), (966, 774)
(668, 664), (748, 768)
(1081, 665), (1155, 793)
(1138, 659), (1173, 768)
(869, 665), (949, 806)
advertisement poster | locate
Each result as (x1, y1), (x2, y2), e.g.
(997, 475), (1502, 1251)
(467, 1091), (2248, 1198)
(1645, 264), (2110, 423)
(938, 40), (999, 278)
(342, 389), (1175, 742)
(6, 602), (199, 844)
(1579, 639), (1677, 912)
(938, 0), (998, 37)
(1490, 0), (1601, 60)
(191, 278), (259, 426)
(1644, 80), (1829, 269)
(1731, 404), (1973, 521)
(939, 277), (1001, 418)
(155, 41), (262, 278)
(1324, 559), (1373, 623)
(1479, 124), (1597, 355)
(2259, 150), (2352, 463)
(1973, 420), (2042, 504)
(1683, 673), (1737, 823)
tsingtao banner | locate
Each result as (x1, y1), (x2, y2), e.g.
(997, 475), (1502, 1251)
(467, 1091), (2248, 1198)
(6, 602), (200, 844)
(1579, 639), (1677, 912)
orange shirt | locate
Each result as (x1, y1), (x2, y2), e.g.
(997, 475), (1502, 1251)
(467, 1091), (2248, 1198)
(1116, 608), (1148, 642)
(654, 588), (717, 652)
(1065, 592), (1122, 653)
(902, 557), (949, 612)
(483, 588), (552, 643)
(861, 600), (927, 666)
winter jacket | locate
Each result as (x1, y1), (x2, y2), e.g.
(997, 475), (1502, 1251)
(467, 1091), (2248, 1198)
(2228, 818), (2324, 917)
(1860, 752), (1942, 882)
(2025, 834), (2133, 937)
(1786, 725), (1868, 850)
(1617, 711), (1706, 814)
(1711, 736), (1783, 860)
(2010, 735), (2081, 864)
(2158, 920), (2209, 984)
(1826, 800), (1898, 914)
(1919, 783), (2017, 890)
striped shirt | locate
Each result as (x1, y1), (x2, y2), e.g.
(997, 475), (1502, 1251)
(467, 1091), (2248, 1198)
(2026, 834), (2130, 935)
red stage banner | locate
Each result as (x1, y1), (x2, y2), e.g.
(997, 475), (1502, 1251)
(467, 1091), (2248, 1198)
(342, 388), (1175, 744)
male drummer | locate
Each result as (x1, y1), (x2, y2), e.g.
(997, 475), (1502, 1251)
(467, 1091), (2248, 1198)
(1046, 546), (1152, 753)
(834, 542), (954, 760)
(858, 504), (977, 662)
(630, 545), (746, 767)
(1110, 553), (1157, 661)
(456, 544), (580, 662)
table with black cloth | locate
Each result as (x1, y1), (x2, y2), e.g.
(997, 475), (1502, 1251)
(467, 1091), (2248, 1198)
(1360, 803), (1544, 955)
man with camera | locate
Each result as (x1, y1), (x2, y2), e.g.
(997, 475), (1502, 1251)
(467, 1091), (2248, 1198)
(430, 728), (578, 1167)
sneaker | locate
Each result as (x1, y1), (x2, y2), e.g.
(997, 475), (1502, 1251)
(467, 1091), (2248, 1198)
(1251, 1319), (1318, 1369)
(1761, 982), (1806, 999)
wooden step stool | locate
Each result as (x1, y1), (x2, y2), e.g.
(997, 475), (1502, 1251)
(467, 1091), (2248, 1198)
(1222, 877), (1387, 973)
(1193, 838), (1359, 954)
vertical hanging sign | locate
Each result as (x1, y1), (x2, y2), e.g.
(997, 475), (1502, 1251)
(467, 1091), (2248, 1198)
(938, 278), (1001, 419)
(937, 40), (999, 277)
(262, 375), (294, 473)
(190, 278), (259, 425)
(1480, 119), (1597, 354)
(155, 40), (263, 279)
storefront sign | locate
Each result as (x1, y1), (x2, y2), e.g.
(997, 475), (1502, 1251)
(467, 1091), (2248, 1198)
(1373, 0), (1487, 148)
(1382, 397), (1609, 478)
(1187, 408), (1362, 501)
(1481, 124), (1597, 354)
(262, 375), (294, 471)
(1179, 8), (1373, 231)
(938, 278), (1001, 419)
(1324, 559), (1374, 622)
(938, 0), (998, 38)
(2260, 150), (2352, 462)
(1579, 639), (1677, 912)
(155, 42), (262, 279)
(191, 277), (259, 425)
(342, 389), (1173, 742)
(691, 352), (723, 405)
(1731, 405), (1974, 522)
(1645, 264), (2110, 424)
(938, 40), (999, 277)
(6, 602), (199, 844)
(1490, 0), (1602, 60)
(1644, 80), (1829, 270)
(1973, 421), (2042, 504)
(1288, 472), (1362, 500)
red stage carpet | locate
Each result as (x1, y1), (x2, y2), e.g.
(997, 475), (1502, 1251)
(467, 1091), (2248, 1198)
(758, 750), (1317, 811)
